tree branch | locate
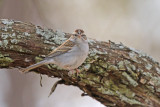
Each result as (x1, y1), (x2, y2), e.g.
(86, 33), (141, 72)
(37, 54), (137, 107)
(0, 19), (160, 107)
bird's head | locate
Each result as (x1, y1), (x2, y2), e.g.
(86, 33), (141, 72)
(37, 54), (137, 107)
(74, 29), (87, 41)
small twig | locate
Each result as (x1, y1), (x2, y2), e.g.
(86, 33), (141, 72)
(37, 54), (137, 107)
(105, 103), (116, 107)
(48, 79), (65, 97)
(40, 74), (43, 87)
(81, 93), (88, 96)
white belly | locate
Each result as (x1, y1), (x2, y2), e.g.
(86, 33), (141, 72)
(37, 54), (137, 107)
(53, 43), (89, 70)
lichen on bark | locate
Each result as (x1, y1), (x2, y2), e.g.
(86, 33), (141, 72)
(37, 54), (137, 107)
(0, 19), (160, 107)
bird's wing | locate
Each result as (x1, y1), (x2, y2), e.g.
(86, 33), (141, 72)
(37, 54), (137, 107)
(46, 39), (75, 58)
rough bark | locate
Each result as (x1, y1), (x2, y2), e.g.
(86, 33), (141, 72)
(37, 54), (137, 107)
(0, 19), (160, 107)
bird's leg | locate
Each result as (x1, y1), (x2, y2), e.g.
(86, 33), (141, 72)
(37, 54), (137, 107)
(75, 69), (81, 75)
(67, 66), (81, 76)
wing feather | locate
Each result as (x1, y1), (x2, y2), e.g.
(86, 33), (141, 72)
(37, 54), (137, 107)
(46, 39), (75, 58)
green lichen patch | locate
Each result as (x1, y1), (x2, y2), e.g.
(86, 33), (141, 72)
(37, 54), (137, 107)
(50, 46), (56, 50)
(121, 79), (129, 85)
(35, 56), (43, 63)
(0, 41), (2, 46)
(130, 64), (136, 71)
(85, 57), (96, 64)
(1, 19), (14, 25)
(146, 85), (155, 93)
(124, 60), (130, 65)
(102, 79), (121, 94)
(0, 40), (8, 47)
(1, 33), (9, 39)
(118, 61), (126, 71)
(130, 47), (160, 65)
(145, 63), (152, 70)
(84, 63), (91, 71)
(156, 67), (160, 74)
(122, 60), (138, 80)
(116, 91), (142, 105)
(10, 39), (18, 44)
(142, 72), (160, 87)
(105, 79), (119, 91)
(122, 72), (138, 87)
(156, 87), (160, 93)
(1, 26), (8, 31)
(136, 68), (143, 73)
(142, 72), (152, 78)
(126, 66), (138, 80)
(1, 26), (12, 32)
(0, 57), (13, 67)
(88, 39), (96, 45)
(79, 63), (91, 71)
(118, 84), (136, 98)
(96, 45), (100, 48)
(47, 64), (58, 69)
(148, 76), (160, 86)
(129, 52), (139, 63)
(108, 65), (118, 72)
(99, 76), (142, 105)
(79, 73), (101, 84)
(8, 45), (32, 53)
(128, 47), (141, 54)
(55, 29), (65, 38)
(10, 33), (16, 37)
(0, 54), (4, 58)
(14, 20), (22, 23)
(91, 65), (106, 73)
(17, 35), (23, 39)
(119, 45), (125, 49)
(142, 58), (147, 62)
(24, 32), (30, 36)
(52, 34), (67, 45)
(98, 60), (108, 69)
(80, 79), (96, 85)
(97, 87), (115, 95)
(89, 48), (108, 56)
(101, 78), (136, 99)
(36, 26), (55, 39)
(3, 54), (9, 57)
(3, 40), (8, 47)
(36, 27), (67, 45)
(44, 40), (55, 44)
(126, 64), (135, 72)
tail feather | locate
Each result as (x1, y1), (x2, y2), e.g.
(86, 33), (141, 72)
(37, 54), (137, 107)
(21, 60), (49, 73)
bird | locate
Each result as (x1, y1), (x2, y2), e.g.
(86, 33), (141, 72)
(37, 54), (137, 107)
(21, 29), (89, 74)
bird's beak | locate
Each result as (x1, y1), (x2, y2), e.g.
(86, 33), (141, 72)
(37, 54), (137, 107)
(78, 35), (81, 38)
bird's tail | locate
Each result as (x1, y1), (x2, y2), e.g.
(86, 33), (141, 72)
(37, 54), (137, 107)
(21, 60), (49, 73)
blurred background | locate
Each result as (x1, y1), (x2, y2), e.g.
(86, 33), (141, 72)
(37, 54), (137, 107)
(0, 0), (160, 107)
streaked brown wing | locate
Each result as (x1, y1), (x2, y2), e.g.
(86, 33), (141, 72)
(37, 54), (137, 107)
(46, 39), (75, 58)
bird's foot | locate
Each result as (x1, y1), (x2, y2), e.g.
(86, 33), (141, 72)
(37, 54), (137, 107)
(68, 69), (81, 76)
(68, 70), (76, 76)
(75, 69), (81, 75)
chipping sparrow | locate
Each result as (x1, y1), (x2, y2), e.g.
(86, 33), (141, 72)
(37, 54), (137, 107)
(21, 29), (89, 74)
